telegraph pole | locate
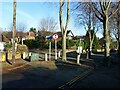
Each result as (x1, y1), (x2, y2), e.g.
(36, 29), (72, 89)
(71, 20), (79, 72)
(12, 0), (16, 64)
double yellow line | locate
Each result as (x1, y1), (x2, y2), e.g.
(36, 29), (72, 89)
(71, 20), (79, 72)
(58, 66), (94, 89)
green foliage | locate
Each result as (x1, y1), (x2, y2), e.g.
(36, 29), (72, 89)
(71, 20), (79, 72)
(85, 30), (101, 50)
(66, 39), (75, 49)
(4, 43), (12, 51)
(29, 27), (36, 33)
(23, 38), (48, 49)
(110, 41), (117, 49)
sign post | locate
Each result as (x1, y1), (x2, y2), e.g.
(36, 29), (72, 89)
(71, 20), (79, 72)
(53, 34), (58, 60)
(49, 42), (51, 61)
(46, 35), (52, 61)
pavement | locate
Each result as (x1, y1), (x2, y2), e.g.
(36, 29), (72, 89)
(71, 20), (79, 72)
(2, 60), (88, 89)
(0, 59), (29, 74)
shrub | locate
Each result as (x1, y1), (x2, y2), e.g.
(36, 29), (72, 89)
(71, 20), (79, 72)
(4, 42), (12, 51)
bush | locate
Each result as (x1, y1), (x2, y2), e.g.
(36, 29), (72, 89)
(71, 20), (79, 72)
(4, 42), (12, 51)
(23, 38), (48, 49)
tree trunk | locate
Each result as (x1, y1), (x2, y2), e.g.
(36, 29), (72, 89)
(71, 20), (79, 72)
(62, 34), (66, 61)
(12, 0), (16, 63)
(103, 16), (110, 59)
(89, 40), (93, 58)
(118, 6), (120, 54)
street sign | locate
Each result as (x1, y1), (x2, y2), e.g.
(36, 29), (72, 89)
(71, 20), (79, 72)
(53, 34), (58, 40)
(46, 35), (53, 39)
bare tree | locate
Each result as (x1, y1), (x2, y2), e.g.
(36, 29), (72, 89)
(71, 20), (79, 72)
(17, 22), (26, 32)
(90, 0), (119, 59)
(38, 17), (58, 36)
(17, 22), (27, 42)
(75, 2), (100, 58)
(12, 0), (16, 64)
(59, 0), (70, 61)
(109, 15), (118, 49)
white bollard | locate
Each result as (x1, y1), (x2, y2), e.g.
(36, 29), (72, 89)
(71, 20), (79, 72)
(77, 54), (80, 64)
(55, 53), (57, 60)
(58, 51), (61, 58)
(23, 52), (26, 59)
(45, 53), (48, 61)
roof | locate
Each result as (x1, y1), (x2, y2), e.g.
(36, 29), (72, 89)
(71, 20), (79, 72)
(55, 30), (74, 37)
(1, 34), (10, 42)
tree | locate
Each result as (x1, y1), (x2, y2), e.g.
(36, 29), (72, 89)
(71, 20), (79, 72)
(75, 2), (100, 58)
(17, 22), (26, 32)
(12, 0), (16, 64)
(118, 3), (120, 54)
(38, 17), (58, 37)
(59, 0), (70, 61)
(90, 1), (119, 59)
(29, 27), (36, 34)
(17, 22), (27, 43)
(109, 2), (120, 53)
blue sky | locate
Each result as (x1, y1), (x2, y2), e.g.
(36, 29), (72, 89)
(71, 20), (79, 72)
(0, 1), (103, 37)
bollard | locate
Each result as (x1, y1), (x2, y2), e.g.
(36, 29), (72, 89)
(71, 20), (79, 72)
(86, 49), (89, 59)
(77, 54), (80, 64)
(55, 53), (57, 60)
(29, 52), (32, 60)
(58, 51), (61, 58)
(23, 52), (26, 59)
(45, 53), (48, 61)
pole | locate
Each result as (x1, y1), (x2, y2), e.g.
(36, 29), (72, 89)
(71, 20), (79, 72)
(49, 42), (51, 61)
(55, 40), (57, 60)
(12, 0), (16, 64)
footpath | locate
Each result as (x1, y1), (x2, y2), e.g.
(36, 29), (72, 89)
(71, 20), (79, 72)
(0, 59), (29, 74)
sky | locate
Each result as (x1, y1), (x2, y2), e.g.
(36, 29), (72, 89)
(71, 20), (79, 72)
(0, 1), (103, 38)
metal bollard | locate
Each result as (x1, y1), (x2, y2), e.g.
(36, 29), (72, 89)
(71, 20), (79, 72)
(45, 53), (48, 61)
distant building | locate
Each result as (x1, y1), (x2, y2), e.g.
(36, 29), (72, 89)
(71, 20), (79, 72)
(1, 31), (35, 44)
(55, 30), (74, 39)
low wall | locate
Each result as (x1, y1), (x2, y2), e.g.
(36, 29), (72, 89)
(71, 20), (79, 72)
(0, 51), (28, 62)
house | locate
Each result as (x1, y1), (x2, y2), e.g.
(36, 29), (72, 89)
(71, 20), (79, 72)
(0, 34), (9, 51)
(25, 31), (35, 40)
(56, 30), (74, 39)
(1, 31), (35, 45)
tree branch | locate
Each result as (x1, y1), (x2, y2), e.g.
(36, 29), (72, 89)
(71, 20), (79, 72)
(59, 0), (65, 35)
(90, 2), (104, 22)
(99, 0), (106, 15)
(65, 0), (70, 34)
(106, 0), (111, 10)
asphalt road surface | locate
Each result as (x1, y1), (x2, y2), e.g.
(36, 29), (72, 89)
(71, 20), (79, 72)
(1, 51), (120, 89)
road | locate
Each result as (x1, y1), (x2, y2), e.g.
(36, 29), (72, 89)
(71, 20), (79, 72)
(2, 61), (88, 89)
(1, 51), (120, 89)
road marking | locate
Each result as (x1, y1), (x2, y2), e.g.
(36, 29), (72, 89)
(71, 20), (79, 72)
(58, 66), (94, 89)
